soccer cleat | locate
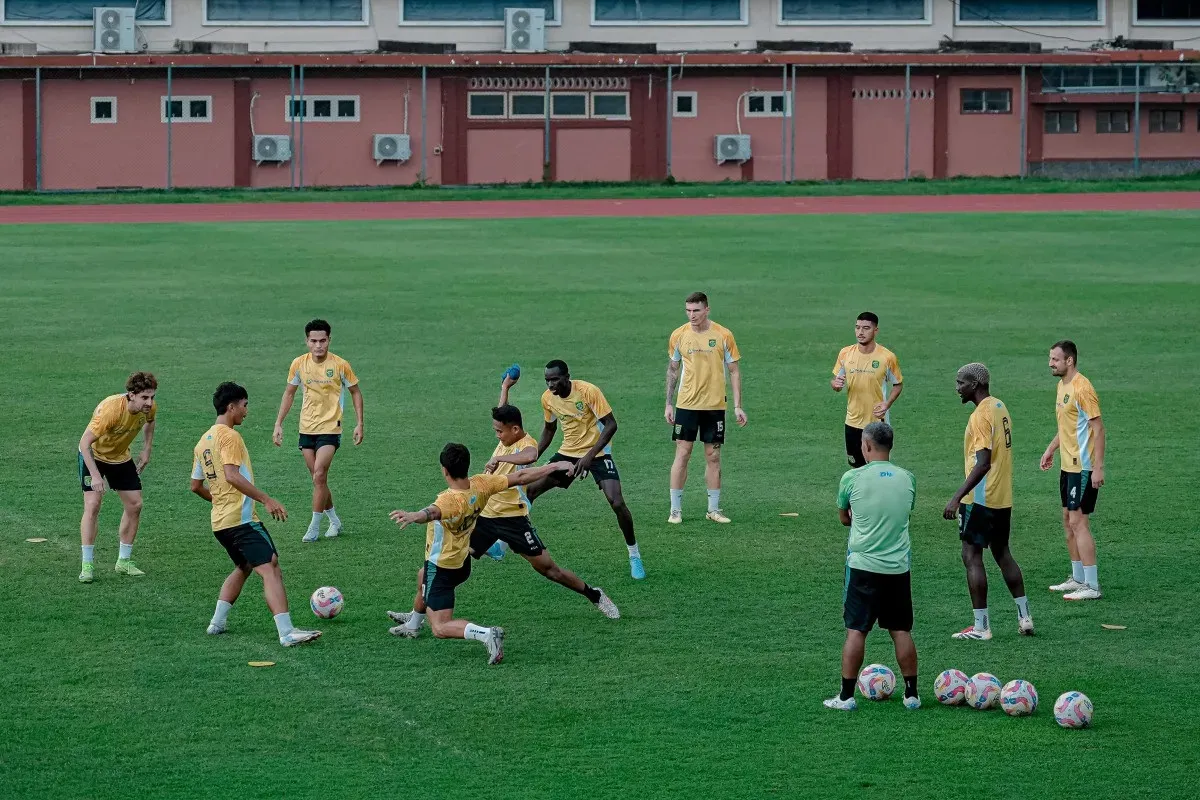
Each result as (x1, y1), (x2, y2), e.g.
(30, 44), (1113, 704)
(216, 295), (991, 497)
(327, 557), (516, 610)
(952, 626), (993, 641)
(206, 623), (226, 635)
(1064, 585), (1103, 601)
(629, 556), (646, 580)
(903, 695), (922, 710)
(79, 563), (95, 583)
(302, 528), (320, 543)
(1050, 577), (1087, 593)
(667, 509), (682, 524)
(114, 559), (145, 577)
(1019, 616), (1035, 636)
(280, 628), (322, 647)
(705, 509), (732, 524)
(823, 695), (857, 711)
(594, 589), (620, 619)
(486, 627), (505, 665)
(323, 524), (341, 539)
(388, 624), (421, 639)
(485, 541), (506, 561)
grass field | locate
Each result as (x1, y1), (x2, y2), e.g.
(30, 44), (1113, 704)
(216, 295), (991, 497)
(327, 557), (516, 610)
(2, 210), (1198, 799)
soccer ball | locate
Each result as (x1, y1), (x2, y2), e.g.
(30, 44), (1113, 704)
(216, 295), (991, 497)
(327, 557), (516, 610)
(857, 664), (896, 701)
(1054, 691), (1094, 729)
(965, 673), (1002, 709)
(1000, 679), (1039, 716)
(310, 586), (344, 619)
(934, 669), (970, 705)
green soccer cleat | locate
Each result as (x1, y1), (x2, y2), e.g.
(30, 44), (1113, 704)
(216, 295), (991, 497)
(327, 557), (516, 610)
(114, 559), (145, 577)
(79, 563), (95, 583)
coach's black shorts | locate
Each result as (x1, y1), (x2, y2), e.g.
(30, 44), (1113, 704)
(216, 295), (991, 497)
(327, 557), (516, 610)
(422, 560), (471, 612)
(845, 425), (867, 469)
(672, 408), (726, 445)
(548, 452), (620, 485)
(78, 453), (142, 493)
(470, 515), (546, 559)
(958, 504), (1012, 550)
(844, 567), (913, 632)
(214, 521), (278, 569)
(299, 433), (341, 452)
(1060, 470), (1099, 515)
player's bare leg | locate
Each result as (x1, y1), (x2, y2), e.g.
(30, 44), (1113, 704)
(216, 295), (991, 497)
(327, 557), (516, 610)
(524, 550), (619, 618)
(668, 440), (693, 523)
(302, 444), (339, 541)
(703, 443), (729, 523)
(113, 489), (145, 576)
(826, 628), (867, 710)
(427, 607), (505, 665)
(1051, 507), (1088, 592)
(889, 630), (921, 708)
(600, 479), (644, 580)
(525, 470), (570, 503)
(992, 542), (1034, 635)
(253, 555), (320, 646)
(79, 490), (103, 582)
(207, 565), (250, 634)
(1063, 509), (1101, 600)
(387, 565), (428, 637)
(952, 542), (993, 640)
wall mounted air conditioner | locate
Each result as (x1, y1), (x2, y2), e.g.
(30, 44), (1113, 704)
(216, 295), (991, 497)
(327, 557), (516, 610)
(254, 135), (292, 165)
(504, 8), (546, 53)
(94, 8), (137, 54)
(373, 134), (412, 164)
(715, 134), (751, 165)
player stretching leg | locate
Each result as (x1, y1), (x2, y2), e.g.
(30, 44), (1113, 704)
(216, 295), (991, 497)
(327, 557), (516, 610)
(943, 363), (1033, 641)
(191, 383), (320, 647)
(273, 319), (364, 543)
(665, 292), (746, 524)
(830, 312), (903, 468)
(77, 371), (158, 582)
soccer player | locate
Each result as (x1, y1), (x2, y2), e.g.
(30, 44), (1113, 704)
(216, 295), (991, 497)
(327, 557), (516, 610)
(825, 422), (920, 711)
(665, 291), (746, 525)
(273, 319), (364, 543)
(385, 443), (572, 665)
(1040, 340), (1105, 601)
(830, 312), (903, 468)
(77, 371), (158, 583)
(191, 382), (321, 648)
(526, 360), (645, 580)
(942, 363), (1034, 641)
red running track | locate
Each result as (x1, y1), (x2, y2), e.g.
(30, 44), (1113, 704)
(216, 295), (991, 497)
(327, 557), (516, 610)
(0, 191), (1197, 225)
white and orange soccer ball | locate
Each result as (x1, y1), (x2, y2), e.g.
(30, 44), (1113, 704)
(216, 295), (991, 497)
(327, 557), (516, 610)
(1054, 691), (1094, 729)
(1000, 679), (1039, 716)
(966, 673), (1002, 709)
(857, 664), (896, 701)
(934, 669), (970, 705)
(310, 586), (344, 619)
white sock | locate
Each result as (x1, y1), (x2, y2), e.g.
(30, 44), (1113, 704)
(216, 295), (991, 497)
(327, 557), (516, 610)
(1071, 560), (1085, 582)
(670, 489), (683, 513)
(463, 622), (490, 642)
(273, 612), (294, 636)
(627, 544), (641, 559)
(405, 611), (425, 630)
(973, 608), (990, 631)
(211, 599), (233, 627)
(707, 489), (721, 513)
(308, 512), (324, 531)
(81, 545), (94, 565)
(325, 507), (341, 528)
(118, 542), (133, 561)
(1015, 596), (1030, 619)
(1083, 564), (1099, 589)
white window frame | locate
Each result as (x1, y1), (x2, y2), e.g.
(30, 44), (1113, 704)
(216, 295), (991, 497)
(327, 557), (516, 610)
(591, 91), (630, 120)
(777, 0), (931, 26)
(955, 0), (1104, 27)
(959, 88), (1011, 114)
(508, 92), (547, 119)
(202, 0), (368, 26)
(0, 0), (171, 26)
(398, 0), (562, 26)
(673, 91), (698, 117)
(467, 92), (508, 119)
(90, 96), (117, 124)
(285, 95), (361, 123)
(591, 0), (747, 26)
(550, 92), (589, 119)
(744, 91), (792, 118)
(161, 95), (213, 123)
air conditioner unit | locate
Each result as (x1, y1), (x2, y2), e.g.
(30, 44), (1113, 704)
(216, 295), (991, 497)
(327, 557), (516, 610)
(715, 134), (751, 165)
(504, 8), (546, 54)
(254, 135), (292, 165)
(373, 134), (412, 164)
(93, 8), (137, 54)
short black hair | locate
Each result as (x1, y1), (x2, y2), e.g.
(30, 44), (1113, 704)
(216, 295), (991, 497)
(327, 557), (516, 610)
(685, 291), (709, 306)
(857, 312), (879, 326)
(1052, 340), (1078, 364)
(439, 443), (470, 479)
(545, 359), (569, 375)
(305, 319), (331, 337)
(492, 404), (523, 428)
(863, 421), (894, 451)
(213, 382), (248, 414)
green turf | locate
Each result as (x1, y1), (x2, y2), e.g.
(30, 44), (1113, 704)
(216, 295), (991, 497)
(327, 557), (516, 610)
(2, 212), (1198, 799)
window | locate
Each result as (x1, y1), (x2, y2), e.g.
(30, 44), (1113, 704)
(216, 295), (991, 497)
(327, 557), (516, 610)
(1043, 109), (1078, 134)
(1096, 110), (1130, 134)
(468, 92), (507, 118)
(204, 0), (367, 23)
(960, 89), (1011, 114)
(1, 0), (167, 22)
(91, 97), (117, 124)
(1136, 0), (1200, 21)
(744, 92), (791, 117)
(551, 93), (588, 118)
(673, 91), (698, 117)
(780, 0), (926, 22)
(286, 95), (360, 122)
(1042, 65), (1150, 91)
(592, 0), (745, 23)
(956, 0), (1100, 22)
(161, 96), (212, 123)
(592, 93), (630, 119)
(1149, 109), (1183, 133)
(399, 0), (558, 23)
(509, 93), (546, 118)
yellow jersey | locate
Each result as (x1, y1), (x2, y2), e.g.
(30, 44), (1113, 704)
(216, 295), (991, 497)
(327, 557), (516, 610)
(541, 380), (614, 458)
(832, 344), (903, 429)
(963, 396), (1013, 510)
(86, 394), (157, 464)
(287, 353), (358, 435)
(192, 424), (260, 532)
(482, 434), (538, 519)
(1056, 374), (1101, 474)
(668, 322), (741, 411)
(426, 474), (510, 569)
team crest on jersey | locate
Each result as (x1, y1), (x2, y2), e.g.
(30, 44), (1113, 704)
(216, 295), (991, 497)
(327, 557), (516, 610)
(469, 495), (477, 505)
(575, 401), (585, 411)
(872, 360), (880, 369)
(1063, 394), (1070, 403)
(326, 368), (335, 378)
(708, 339), (717, 347)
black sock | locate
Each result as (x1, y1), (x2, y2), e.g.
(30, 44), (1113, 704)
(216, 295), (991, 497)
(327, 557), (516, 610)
(582, 584), (601, 603)
(904, 675), (918, 698)
(840, 678), (856, 701)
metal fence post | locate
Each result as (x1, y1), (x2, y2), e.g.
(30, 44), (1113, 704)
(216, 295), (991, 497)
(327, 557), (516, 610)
(781, 64), (788, 182)
(904, 64), (911, 180)
(1019, 65), (1027, 179)
(289, 65), (296, 189)
(789, 63), (797, 181)
(35, 67), (42, 191)
(420, 65), (428, 185)
(298, 64), (305, 189)
(665, 66), (673, 180)
(166, 65), (173, 190)
(1133, 65), (1142, 178)
(544, 65), (551, 182)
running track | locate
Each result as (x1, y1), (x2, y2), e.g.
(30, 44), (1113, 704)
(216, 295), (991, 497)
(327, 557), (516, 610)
(0, 191), (1198, 225)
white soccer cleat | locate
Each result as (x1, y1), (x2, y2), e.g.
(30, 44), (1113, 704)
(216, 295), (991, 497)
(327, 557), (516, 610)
(952, 626), (993, 641)
(206, 623), (226, 635)
(903, 695), (921, 710)
(1064, 585), (1102, 601)
(667, 509), (682, 524)
(823, 695), (857, 711)
(1019, 616), (1035, 636)
(280, 628), (322, 647)
(302, 528), (320, 543)
(1050, 577), (1087, 593)
(388, 624), (421, 639)
(594, 589), (620, 619)
(486, 626), (505, 665)
(705, 510), (731, 524)
(323, 524), (341, 539)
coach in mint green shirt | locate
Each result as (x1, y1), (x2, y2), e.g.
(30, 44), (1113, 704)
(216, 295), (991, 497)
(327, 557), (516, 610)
(837, 436), (916, 575)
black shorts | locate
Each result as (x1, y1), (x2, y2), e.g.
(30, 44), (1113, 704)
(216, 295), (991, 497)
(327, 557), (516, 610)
(1060, 470), (1099, 515)
(214, 522), (278, 569)
(958, 504), (1012, 550)
(672, 408), (726, 444)
(422, 560), (471, 612)
(78, 452), (142, 493)
(843, 568), (913, 632)
(299, 433), (341, 452)
(845, 425), (866, 469)
(548, 452), (620, 486)
(470, 515), (546, 559)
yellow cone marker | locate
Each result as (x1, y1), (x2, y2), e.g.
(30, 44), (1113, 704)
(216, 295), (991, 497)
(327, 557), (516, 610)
(248, 661), (276, 668)
(1100, 624), (1126, 631)
(26, 538), (48, 543)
